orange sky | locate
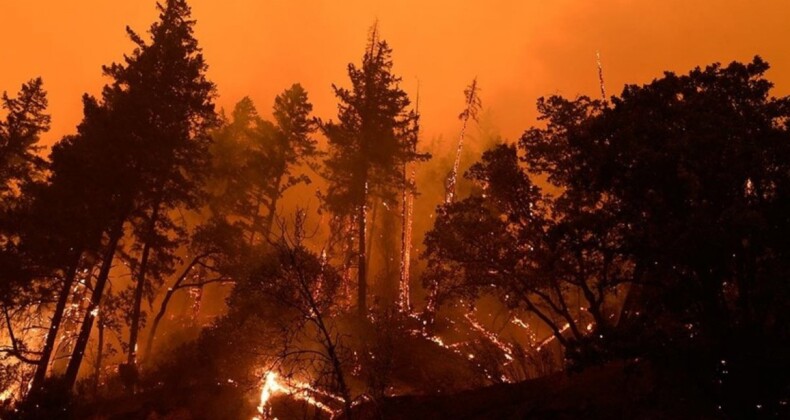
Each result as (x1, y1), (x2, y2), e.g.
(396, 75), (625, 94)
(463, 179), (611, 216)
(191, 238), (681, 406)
(1, 0), (788, 151)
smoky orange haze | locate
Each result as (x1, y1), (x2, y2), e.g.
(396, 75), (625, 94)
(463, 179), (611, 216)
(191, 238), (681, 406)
(2, 0), (788, 361)
(1, 0), (789, 152)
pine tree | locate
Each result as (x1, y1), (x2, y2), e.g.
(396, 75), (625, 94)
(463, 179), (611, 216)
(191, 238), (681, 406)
(261, 84), (319, 237)
(23, 95), (123, 396)
(210, 84), (318, 245)
(0, 78), (50, 206)
(63, 0), (216, 390)
(321, 25), (426, 316)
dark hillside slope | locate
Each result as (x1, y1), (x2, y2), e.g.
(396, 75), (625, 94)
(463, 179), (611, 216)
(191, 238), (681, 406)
(351, 361), (721, 419)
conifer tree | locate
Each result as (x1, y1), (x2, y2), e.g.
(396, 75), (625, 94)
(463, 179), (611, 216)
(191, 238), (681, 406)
(0, 78), (50, 206)
(63, 0), (216, 389)
(322, 25), (426, 316)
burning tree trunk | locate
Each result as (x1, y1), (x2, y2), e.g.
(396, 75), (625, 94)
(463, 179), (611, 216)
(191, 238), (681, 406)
(357, 181), (369, 317)
(340, 220), (355, 310)
(93, 310), (105, 394)
(328, 215), (356, 311)
(445, 77), (481, 204)
(399, 165), (415, 311)
(29, 251), (81, 394)
(127, 205), (160, 369)
(399, 91), (421, 312)
(426, 79), (482, 327)
(366, 199), (379, 272)
(63, 222), (124, 390)
(596, 50), (607, 102)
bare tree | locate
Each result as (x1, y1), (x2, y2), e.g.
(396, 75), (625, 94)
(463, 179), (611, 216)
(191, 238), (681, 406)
(445, 77), (481, 204)
(261, 212), (353, 418)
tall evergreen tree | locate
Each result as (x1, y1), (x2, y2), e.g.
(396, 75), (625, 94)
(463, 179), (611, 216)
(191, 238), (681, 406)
(0, 78), (50, 306)
(211, 85), (318, 245)
(321, 25), (426, 316)
(24, 92), (136, 402)
(63, 0), (216, 389)
(261, 84), (319, 237)
(445, 78), (481, 204)
(0, 78), (50, 207)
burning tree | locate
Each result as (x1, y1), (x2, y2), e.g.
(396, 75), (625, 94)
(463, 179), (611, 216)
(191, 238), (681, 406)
(445, 77), (481, 204)
(176, 212), (352, 419)
(257, 213), (352, 418)
(424, 139), (633, 366)
(0, 77), (51, 379)
(0, 78), (50, 208)
(58, 0), (218, 392)
(321, 24), (426, 317)
(399, 94), (421, 311)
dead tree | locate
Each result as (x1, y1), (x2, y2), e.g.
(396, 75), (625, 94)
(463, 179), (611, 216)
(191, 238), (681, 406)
(445, 78), (481, 204)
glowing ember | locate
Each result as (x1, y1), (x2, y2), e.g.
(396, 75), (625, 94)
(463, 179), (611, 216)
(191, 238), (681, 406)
(445, 77), (481, 204)
(464, 313), (514, 362)
(596, 50), (607, 101)
(537, 323), (571, 351)
(399, 162), (416, 312)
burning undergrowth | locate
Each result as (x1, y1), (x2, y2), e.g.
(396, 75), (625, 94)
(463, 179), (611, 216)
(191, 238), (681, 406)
(84, 225), (521, 419)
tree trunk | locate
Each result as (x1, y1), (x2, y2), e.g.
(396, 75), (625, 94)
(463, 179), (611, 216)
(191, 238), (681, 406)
(357, 189), (368, 317)
(128, 242), (152, 366)
(446, 78), (479, 205)
(64, 223), (124, 390)
(399, 165), (415, 311)
(93, 315), (104, 394)
(128, 205), (159, 367)
(263, 172), (284, 238)
(366, 200), (378, 267)
(143, 255), (203, 358)
(29, 251), (81, 394)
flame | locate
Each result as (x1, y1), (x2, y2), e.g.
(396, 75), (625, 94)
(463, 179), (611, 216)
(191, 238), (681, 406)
(445, 78), (480, 204)
(0, 384), (18, 402)
(536, 323), (571, 351)
(464, 313), (514, 362)
(254, 372), (282, 419)
(252, 371), (338, 420)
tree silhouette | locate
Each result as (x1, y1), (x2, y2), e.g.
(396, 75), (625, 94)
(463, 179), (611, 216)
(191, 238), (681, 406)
(0, 78), (50, 207)
(321, 25), (425, 316)
(210, 85), (318, 245)
(63, 0), (217, 390)
(426, 56), (790, 415)
(0, 78), (50, 312)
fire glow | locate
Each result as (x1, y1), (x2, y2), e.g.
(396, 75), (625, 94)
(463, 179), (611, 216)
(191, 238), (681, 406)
(253, 371), (337, 420)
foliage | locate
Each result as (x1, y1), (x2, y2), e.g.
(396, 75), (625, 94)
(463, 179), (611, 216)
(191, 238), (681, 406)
(425, 56), (790, 416)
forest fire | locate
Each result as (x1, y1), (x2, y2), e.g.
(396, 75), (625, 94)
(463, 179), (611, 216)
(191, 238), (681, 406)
(253, 371), (337, 420)
(463, 313), (515, 363)
(1, 0), (789, 418)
